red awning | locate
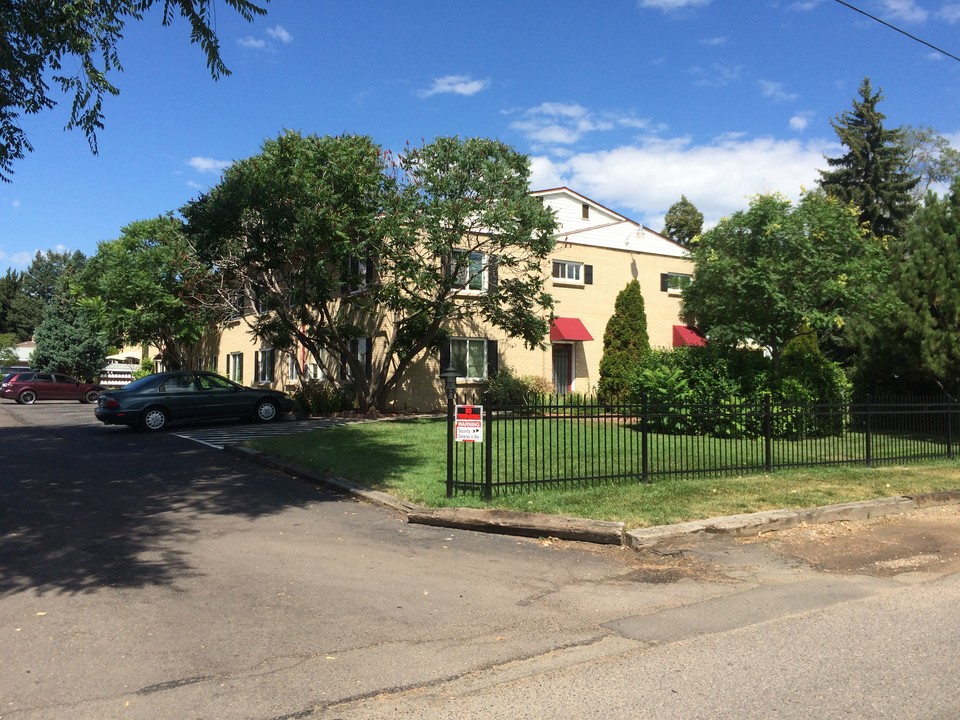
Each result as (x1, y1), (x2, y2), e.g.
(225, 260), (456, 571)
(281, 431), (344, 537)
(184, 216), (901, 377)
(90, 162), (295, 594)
(550, 318), (594, 342)
(673, 325), (706, 347)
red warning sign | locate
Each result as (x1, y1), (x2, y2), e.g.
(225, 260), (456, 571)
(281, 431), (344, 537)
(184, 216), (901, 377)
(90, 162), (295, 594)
(455, 404), (483, 443)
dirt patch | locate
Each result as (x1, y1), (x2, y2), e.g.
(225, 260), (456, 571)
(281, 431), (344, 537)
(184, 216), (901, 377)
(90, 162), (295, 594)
(743, 505), (960, 577)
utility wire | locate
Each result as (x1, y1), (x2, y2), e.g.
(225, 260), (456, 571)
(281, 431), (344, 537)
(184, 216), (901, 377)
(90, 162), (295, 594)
(833, 0), (960, 64)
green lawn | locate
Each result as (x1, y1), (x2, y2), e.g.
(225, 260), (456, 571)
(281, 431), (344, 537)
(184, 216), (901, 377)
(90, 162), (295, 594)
(248, 416), (960, 529)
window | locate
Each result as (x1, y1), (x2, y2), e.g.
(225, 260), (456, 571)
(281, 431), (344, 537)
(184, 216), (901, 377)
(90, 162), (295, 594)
(661, 272), (692, 295)
(305, 362), (323, 381)
(227, 352), (243, 383)
(552, 260), (583, 285)
(255, 348), (274, 384)
(582, 203), (590, 220)
(343, 256), (375, 295)
(287, 353), (300, 382)
(451, 250), (487, 292)
(340, 338), (371, 380)
(449, 338), (488, 381)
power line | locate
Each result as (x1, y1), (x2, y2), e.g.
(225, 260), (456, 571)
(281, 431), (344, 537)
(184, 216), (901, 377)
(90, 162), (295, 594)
(833, 0), (960, 64)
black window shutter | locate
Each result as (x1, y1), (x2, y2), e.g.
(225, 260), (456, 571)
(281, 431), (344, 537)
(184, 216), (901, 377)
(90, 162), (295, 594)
(584, 265), (593, 285)
(366, 258), (376, 286)
(486, 339), (499, 377)
(254, 351), (260, 383)
(660, 273), (669, 292)
(439, 341), (451, 370)
(339, 346), (349, 381)
(488, 255), (498, 293)
(364, 338), (373, 379)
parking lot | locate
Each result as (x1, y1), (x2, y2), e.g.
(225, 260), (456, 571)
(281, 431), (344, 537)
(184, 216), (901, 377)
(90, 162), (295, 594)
(0, 399), (364, 448)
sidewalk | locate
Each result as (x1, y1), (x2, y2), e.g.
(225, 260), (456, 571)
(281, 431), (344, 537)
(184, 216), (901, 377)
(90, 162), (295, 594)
(227, 444), (960, 550)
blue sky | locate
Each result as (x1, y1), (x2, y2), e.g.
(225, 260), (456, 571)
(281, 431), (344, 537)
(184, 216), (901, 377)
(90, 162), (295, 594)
(2, 0), (959, 271)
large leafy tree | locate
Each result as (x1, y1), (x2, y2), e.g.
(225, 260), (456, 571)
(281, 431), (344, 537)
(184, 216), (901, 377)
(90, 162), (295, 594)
(682, 191), (879, 371)
(79, 215), (226, 369)
(818, 78), (918, 239)
(852, 180), (960, 395)
(901, 125), (960, 202)
(1, 0), (267, 181)
(184, 131), (558, 412)
(597, 280), (649, 404)
(662, 195), (703, 248)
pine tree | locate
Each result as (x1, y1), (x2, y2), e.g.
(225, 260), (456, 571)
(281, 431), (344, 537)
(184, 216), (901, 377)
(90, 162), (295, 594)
(662, 195), (704, 248)
(31, 293), (108, 381)
(819, 78), (918, 239)
(883, 179), (960, 395)
(597, 280), (649, 403)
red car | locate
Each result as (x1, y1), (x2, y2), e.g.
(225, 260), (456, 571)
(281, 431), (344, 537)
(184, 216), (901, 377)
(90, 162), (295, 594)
(0, 372), (104, 405)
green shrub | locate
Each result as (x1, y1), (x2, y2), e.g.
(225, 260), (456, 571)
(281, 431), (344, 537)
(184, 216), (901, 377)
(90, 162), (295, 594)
(293, 380), (354, 415)
(598, 280), (650, 403)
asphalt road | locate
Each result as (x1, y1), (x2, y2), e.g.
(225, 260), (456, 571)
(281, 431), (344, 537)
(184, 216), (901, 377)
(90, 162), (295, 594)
(2, 400), (960, 719)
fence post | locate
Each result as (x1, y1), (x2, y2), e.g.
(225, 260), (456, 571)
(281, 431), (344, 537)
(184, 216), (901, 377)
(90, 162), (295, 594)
(948, 395), (955, 460)
(641, 393), (649, 483)
(864, 394), (872, 467)
(445, 394), (454, 498)
(484, 403), (493, 501)
(763, 395), (772, 472)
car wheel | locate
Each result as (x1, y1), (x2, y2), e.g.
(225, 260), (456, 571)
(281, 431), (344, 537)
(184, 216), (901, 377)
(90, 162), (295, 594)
(255, 399), (279, 423)
(18, 390), (37, 405)
(141, 406), (169, 432)
(81, 390), (99, 404)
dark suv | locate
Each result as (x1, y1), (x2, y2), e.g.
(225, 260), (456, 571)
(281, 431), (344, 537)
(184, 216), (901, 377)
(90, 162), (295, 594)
(0, 372), (104, 405)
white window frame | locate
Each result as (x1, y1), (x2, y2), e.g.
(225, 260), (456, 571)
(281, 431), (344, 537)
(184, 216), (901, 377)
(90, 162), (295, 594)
(227, 352), (243, 383)
(452, 250), (487, 293)
(450, 338), (488, 381)
(256, 348), (274, 384)
(287, 353), (300, 382)
(664, 272), (692, 296)
(552, 259), (584, 286)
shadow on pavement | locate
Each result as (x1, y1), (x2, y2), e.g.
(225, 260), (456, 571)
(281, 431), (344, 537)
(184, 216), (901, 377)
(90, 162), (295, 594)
(0, 420), (341, 597)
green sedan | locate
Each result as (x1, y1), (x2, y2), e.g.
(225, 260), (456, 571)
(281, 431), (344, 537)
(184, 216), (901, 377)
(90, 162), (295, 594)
(95, 370), (293, 431)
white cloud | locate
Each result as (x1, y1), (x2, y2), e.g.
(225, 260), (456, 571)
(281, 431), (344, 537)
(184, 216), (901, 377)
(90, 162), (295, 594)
(699, 36), (727, 46)
(690, 62), (742, 87)
(879, 0), (928, 23)
(187, 157), (231, 173)
(528, 134), (835, 231)
(418, 75), (490, 98)
(759, 80), (798, 103)
(789, 112), (815, 131)
(237, 36), (268, 50)
(639, 0), (711, 10)
(10, 199), (21, 209)
(940, 4), (960, 22)
(266, 25), (293, 43)
(510, 103), (653, 147)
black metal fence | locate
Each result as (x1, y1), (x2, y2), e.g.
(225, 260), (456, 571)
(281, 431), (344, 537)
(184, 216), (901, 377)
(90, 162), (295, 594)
(447, 395), (958, 499)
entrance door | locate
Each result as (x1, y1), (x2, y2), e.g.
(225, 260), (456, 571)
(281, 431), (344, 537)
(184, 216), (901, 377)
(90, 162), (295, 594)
(552, 344), (573, 395)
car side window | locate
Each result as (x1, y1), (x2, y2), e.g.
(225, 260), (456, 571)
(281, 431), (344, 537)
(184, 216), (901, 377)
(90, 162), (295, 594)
(54, 374), (75, 383)
(34, 374), (53, 383)
(161, 375), (197, 392)
(198, 374), (234, 391)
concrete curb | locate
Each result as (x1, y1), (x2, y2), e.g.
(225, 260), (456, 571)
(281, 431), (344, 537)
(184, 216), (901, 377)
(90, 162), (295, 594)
(226, 445), (960, 551)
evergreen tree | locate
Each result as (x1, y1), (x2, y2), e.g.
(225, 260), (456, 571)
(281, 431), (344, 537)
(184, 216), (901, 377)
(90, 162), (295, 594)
(863, 180), (960, 395)
(662, 195), (704, 248)
(597, 280), (649, 403)
(818, 78), (919, 239)
(31, 292), (108, 381)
